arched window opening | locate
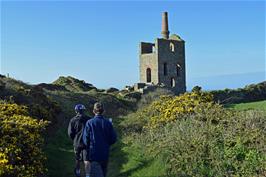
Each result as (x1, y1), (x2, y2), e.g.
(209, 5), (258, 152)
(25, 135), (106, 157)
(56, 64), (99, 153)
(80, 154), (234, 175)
(152, 45), (155, 53)
(163, 63), (168, 76)
(146, 68), (151, 83)
(171, 78), (175, 87)
(170, 42), (175, 52)
(176, 64), (181, 77)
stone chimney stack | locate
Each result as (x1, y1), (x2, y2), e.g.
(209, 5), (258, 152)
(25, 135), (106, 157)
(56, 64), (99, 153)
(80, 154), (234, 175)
(161, 12), (170, 39)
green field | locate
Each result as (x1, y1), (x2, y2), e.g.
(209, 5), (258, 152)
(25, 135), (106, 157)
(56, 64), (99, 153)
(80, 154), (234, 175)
(228, 100), (266, 111)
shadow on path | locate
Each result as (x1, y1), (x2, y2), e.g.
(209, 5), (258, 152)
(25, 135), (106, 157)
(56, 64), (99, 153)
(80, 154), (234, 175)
(107, 117), (154, 177)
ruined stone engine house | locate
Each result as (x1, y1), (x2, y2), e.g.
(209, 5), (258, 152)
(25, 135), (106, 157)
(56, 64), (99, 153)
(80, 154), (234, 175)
(138, 12), (186, 94)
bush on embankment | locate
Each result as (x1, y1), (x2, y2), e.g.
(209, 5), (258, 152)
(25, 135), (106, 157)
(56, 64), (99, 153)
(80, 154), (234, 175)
(0, 102), (49, 177)
(0, 76), (61, 124)
(121, 91), (266, 176)
(211, 81), (266, 104)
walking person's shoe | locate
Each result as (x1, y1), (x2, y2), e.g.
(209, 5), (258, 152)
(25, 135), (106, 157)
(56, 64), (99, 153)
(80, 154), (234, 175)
(74, 168), (81, 177)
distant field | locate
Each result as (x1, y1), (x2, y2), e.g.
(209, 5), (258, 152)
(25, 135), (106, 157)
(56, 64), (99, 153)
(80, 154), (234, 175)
(227, 100), (266, 111)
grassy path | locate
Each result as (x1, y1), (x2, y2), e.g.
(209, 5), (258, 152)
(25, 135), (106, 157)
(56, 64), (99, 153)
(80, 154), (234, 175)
(44, 118), (129, 177)
(44, 128), (75, 177)
(44, 117), (165, 177)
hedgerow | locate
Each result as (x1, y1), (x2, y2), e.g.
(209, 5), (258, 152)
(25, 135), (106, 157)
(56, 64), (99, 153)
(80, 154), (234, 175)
(0, 102), (49, 177)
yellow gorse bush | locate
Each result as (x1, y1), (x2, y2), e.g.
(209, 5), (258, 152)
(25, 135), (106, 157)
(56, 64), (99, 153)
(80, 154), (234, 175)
(0, 103), (28, 117)
(144, 91), (213, 128)
(0, 102), (49, 177)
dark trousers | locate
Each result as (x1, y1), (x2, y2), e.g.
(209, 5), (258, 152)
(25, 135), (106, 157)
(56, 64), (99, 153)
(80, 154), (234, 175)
(99, 161), (108, 177)
(89, 161), (108, 177)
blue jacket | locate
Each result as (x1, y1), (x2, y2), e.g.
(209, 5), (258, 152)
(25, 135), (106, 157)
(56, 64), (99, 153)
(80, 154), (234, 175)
(83, 115), (117, 161)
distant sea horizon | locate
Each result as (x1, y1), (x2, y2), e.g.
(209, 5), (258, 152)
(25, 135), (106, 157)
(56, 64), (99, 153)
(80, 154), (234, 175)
(187, 71), (265, 91)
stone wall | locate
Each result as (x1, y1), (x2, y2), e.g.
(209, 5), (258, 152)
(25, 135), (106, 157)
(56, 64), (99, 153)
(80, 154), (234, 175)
(139, 42), (159, 84)
(157, 38), (186, 94)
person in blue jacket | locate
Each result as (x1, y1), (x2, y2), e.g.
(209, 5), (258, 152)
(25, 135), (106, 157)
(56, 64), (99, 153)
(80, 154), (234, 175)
(83, 102), (117, 177)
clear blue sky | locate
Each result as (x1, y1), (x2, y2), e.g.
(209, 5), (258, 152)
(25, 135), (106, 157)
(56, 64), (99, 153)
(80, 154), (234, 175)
(1, 1), (265, 90)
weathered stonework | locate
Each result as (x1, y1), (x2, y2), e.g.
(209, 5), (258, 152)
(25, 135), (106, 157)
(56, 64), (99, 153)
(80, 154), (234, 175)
(139, 12), (186, 94)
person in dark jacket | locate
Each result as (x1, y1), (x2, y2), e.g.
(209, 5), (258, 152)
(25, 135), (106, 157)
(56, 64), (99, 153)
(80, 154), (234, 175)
(83, 102), (117, 177)
(68, 104), (90, 177)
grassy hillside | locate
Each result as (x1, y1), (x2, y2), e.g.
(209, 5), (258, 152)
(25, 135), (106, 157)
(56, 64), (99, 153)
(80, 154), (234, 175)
(52, 76), (97, 92)
(0, 75), (136, 121)
(0, 75), (61, 124)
